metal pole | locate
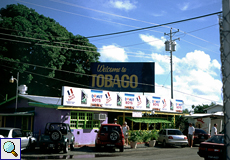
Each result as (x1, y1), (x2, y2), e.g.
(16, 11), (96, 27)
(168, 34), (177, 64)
(170, 28), (173, 99)
(15, 72), (19, 112)
(222, 0), (230, 159)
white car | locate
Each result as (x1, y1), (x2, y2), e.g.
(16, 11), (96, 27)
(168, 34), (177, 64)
(157, 129), (188, 148)
(0, 127), (37, 150)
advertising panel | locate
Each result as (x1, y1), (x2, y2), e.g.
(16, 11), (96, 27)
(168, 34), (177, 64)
(123, 93), (135, 109)
(90, 62), (155, 93)
(175, 99), (184, 113)
(62, 86), (183, 113)
(151, 96), (161, 111)
(161, 98), (170, 111)
(135, 95), (146, 110)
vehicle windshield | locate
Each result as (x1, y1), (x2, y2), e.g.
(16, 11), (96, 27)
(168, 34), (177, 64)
(206, 135), (224, 144)
(49, 123), (66, 131)
(168, 130), (183, 135)
(100, 126), (121, 133)
(0, 129), (9, 137)
(195, 129), (207, 134)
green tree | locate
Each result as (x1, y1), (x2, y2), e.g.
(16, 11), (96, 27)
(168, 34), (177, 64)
(0, 4), (100, 99)
(192, 102), (216, 113)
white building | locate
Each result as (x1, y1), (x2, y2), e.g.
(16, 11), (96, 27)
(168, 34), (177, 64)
(184, 105), (223, 134)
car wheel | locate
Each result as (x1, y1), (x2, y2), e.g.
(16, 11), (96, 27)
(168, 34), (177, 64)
(70, 142), (74, 151)
(95, 143), (101, 151)
(120, 146), (124, 152)
(50, 130), (62, 141)
(109, 131), (119, 142)
(162, 140), (167, 148)
(63, 142), (68, 153)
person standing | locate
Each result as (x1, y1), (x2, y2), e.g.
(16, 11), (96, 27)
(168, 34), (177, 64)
(113, 118), (117, 124)
(122, 122), (130, 146)
(211, 124), (218, 137)
(188, 123), (195, 148)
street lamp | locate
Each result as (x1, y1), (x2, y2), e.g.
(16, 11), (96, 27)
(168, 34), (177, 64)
(9, 72), (19, 112)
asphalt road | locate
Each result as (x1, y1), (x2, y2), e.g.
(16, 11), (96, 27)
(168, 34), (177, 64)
(21, 144), (204, 160)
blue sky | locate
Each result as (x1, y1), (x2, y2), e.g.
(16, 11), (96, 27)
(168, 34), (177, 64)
(0, 0), (223, 111)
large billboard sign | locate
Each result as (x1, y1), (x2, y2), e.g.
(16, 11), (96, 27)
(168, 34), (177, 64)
(62, 86), (183, 113)
(90, 62), (155, 92)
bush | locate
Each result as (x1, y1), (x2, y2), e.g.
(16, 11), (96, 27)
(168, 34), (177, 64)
(128, 130), (143, 142)
(128, 130), (159, 142)
(149, 129), (159, 140)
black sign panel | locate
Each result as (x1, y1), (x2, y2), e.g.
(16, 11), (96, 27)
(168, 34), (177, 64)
(90, 62), (155, 93)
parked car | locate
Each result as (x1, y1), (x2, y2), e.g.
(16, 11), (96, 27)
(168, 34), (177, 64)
(95, 124), (125, 152)
(0, 127), (37, 150)
(197, 134), (225, 160)
(183, 128), (211, 145)
(157, 129), (188, 147)
(39, 123), (75, 153)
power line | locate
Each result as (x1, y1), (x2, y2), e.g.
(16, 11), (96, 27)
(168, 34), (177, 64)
(85, 12), (222, 38)
(13, 0), (220, 47)
(50, 0), (219, 46)
(0, 58), (222, 104)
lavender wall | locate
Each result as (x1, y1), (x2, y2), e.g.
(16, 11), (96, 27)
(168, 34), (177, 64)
(62, 111), (108, 145)
(34, 107), (108, 145)
(2, 97), (109, 145)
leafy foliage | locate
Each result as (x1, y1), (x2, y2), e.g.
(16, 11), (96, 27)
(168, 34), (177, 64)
(192, 102), (216, 113)
(128, 130), (143, 142)
(128, 130), (159, 142)
(0, 4), (100, 99)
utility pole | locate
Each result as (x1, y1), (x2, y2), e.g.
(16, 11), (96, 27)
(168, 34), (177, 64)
(221, 0), (230, 159)
(164, 28), (180, 99)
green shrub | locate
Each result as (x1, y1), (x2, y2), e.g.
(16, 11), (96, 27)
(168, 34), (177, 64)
(128, 130), (143, 142)
(128, 130), (159, 142)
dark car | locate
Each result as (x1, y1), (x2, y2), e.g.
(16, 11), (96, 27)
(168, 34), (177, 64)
(95, 124), (125, 152)
(39, 123), (75, 153)
(197, 134), (225, 160)
(183, 128), (210, 145)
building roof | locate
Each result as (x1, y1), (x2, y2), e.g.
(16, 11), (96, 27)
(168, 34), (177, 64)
(204, 104), (223, 111)
(184, 112), (224, 119)
(19, 94), (62, 105)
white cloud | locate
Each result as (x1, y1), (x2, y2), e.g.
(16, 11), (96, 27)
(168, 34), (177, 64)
(108, 0), (137, 11)
(139, 34), (166, 50)
(178, 2), (190, 11)
(151, 50), (222, 108)
(155, 62), (165, 75)
(152, 11), (167, 17)
(99, 44), (128, 62)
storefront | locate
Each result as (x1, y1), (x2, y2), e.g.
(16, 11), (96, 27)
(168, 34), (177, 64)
(0, 86), (184, 146)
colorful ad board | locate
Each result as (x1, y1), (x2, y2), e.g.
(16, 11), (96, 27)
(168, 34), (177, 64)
(90, 62), (155, 93)
(62, 86), (183, 113)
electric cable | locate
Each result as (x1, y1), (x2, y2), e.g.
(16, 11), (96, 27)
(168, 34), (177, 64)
(84, 11), (222, 39)
(0, 59), (222, 104)
(13, 0), (220, 47)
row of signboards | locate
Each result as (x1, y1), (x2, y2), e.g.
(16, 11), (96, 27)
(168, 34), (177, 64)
(62, 86), (183, 113)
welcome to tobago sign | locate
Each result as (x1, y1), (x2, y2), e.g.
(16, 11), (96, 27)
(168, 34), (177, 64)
(90, 62), (155, 93)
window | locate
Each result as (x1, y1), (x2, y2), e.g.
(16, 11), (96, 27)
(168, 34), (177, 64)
(70, 111), (100, 129)
(12, 129), (23, 137)
(168, 130), (183, 135)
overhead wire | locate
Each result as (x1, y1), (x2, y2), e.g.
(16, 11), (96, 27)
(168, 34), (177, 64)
(0, 2), (221, 104)
(49, 0), (220, 47)
(0, 58), (222, 104)
(0, 22), (220, 55)
(15, 0), (220, 47)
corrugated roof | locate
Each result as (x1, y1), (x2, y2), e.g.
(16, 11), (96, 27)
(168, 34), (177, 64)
(126, 117), (171, 123)
(19, 94), (62, 105)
